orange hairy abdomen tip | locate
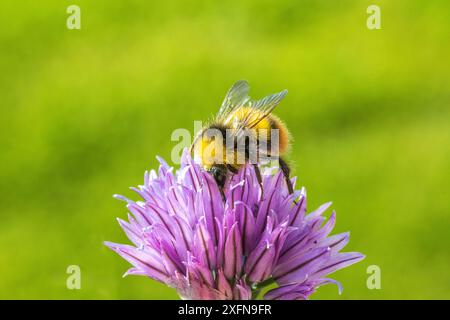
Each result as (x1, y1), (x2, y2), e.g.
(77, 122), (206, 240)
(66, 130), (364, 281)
(270, 115), (290, 155)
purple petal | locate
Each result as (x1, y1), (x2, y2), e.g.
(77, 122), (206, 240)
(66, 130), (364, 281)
(273, 247), (331, 284)
(235, 201), (256, 255)
(314, 278), (344, 295)
(117, 218), (143, 247)
(316, 232), (350, 253)
(216, 269), (234, 299)
(306, 202), (332, 222)
(193, 220), (217, 270)
(104, 242), (168, 282)
(223, 223), (243, 280)
(233, 280), (252, 300)
(288, 194), (306, 226)
(244, 228), (276, 283)
(264, 283), (314, 300)
(200, 173), (224, 245)
(311, 252), (365, 279)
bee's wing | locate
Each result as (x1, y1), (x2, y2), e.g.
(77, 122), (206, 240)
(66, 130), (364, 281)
(233, 89), (288, 161)
(217, 80), (251, 120)
(238, 89), (288, 130)
(218, 81), (288, 156)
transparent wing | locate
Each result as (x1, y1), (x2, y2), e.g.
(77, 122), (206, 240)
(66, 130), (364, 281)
(232, 89), (288, 162)
(216, 80), (250, 120)
(238, 89), (288, 130)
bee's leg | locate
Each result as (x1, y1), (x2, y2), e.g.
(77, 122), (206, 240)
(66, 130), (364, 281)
(211, 165), (229, 202)
(252, 164), (264, 197)
(279, 157), (294, 194)
(219, 187), (226, 202)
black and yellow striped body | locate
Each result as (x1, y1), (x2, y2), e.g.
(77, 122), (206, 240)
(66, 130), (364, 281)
(192, 107), (290, 189)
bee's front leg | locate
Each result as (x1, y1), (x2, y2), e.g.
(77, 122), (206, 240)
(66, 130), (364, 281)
(219, 187), (226, 202)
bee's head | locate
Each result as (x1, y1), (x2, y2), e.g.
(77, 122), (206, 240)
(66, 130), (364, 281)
(207, 164), (228, 189)
(192, 125), (228, 168)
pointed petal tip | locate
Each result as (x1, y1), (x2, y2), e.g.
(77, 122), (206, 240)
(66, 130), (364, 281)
(336, 281), (344, 295)
(113, 194), (129, 202)
(155, 155), (164, 163)
(103, 241), (117, 250)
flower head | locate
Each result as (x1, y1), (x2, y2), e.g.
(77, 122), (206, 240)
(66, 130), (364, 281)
(105, 150), (364, 300)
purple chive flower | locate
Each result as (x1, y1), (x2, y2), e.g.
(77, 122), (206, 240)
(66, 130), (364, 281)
(105, 150), (364, 300)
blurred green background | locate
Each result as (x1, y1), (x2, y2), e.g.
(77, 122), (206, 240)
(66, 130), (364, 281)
(0, 0), (449, 299)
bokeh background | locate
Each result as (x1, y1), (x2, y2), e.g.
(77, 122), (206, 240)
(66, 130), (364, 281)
(0, 0), (449, 299)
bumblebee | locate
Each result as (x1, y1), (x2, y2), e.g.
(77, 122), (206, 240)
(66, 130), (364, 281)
(191, 80), (293, 195)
